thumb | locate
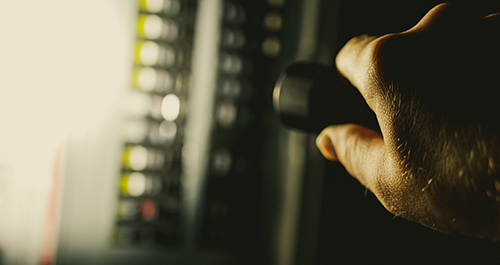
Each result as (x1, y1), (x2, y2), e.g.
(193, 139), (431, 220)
(316, 124), (386, 190)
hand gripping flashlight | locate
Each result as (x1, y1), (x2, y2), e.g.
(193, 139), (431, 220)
(273, 62), (379, 133)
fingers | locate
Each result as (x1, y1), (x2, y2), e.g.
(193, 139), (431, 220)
(402, 3), (452, 34)
(484, 13), (500, 19)
(334, 3), (500, 111)
(316, 124), (386, 191)
(403, 3), (499, 34)
(483, 13), (500, 30)
(316, 124), (417, 218)
(334, 3), (453, 100)
(335, 34), (381, 105)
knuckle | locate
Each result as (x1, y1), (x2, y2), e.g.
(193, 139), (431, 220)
(369, 33), (425, 96)
(372, 175), (408, 216)
(346, 34), (373, 46)
(369, 154), (412, 216)
(370, 33), (407, 75)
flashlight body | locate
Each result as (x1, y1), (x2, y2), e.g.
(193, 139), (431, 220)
(273, 62), (379, 133)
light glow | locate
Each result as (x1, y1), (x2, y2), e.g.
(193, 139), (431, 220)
(142, 15), (163, 40)
(161, 94), (181, 121)
(261, 36), (280, 58)
(139, 199), (157, 221)
(144, 0), (164, 13)
(137, 67), (157, 92)
(128, 146), (148, 171)
(216, 101), (237, 128)
(139, 41), (160, 66)
(219, 52), (243, 74)
(0, 0), (136, 263)
(127, 172), (147, 197)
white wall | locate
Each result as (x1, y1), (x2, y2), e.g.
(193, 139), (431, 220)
(0, 1), (135, 264)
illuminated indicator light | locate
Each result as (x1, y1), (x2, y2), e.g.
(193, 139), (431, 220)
(219, 78), (241, 98)
(119, 173), (132, 195)
(140, 0), (164, 13)
(212, 148), (232, 177)
(134, 66), (175, 94)
(232, 55), (243, 73)
(119, 173), (129, 195)
(263, 12), (282, 32)
(138, 14), (180, 42)
(219, 52), (243, 74)
(262, 36), (281, 58)
(216, 102), (237, 128)
(221, 28), (245, 49)
(161, 94), (180, 121)
(224, 2), (246, 24)
(138, 41), (160, 66)
(120, 173), (162, 196)
(135, 67), (157, 92)
(132, 67), (176, 93)
(123, 146), (164, 171)
(135, 41), (177, 68)
(139, 199), (157, 221)
(140, 0), (181, 16)
(127, 172), (147, 197)
(141, 14), (163, 40)
(123, 145), (148, 171)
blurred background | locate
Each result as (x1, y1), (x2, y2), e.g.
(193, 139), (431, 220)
(0, 0), (498, 264)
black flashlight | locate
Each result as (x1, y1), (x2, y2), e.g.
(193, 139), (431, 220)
(273, 62), (379, 133)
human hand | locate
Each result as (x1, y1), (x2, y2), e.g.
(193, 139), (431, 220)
(316, 3), (500, 242)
